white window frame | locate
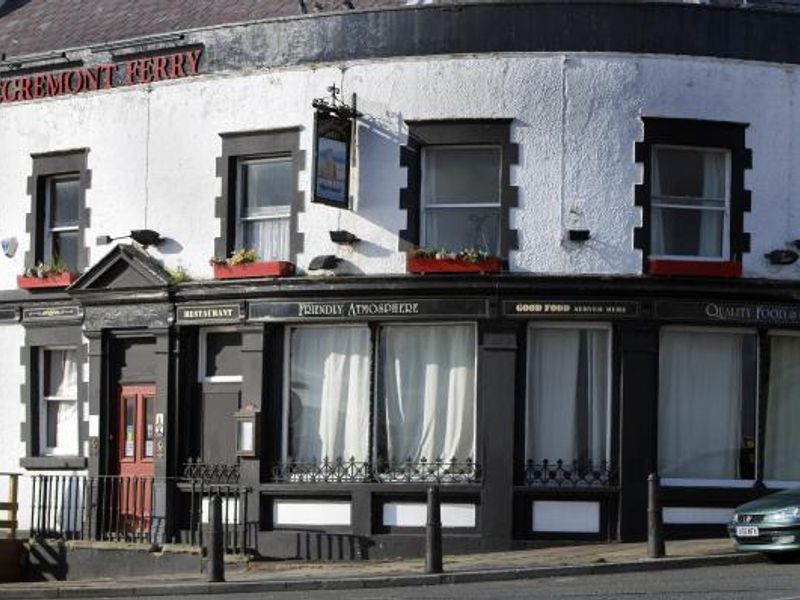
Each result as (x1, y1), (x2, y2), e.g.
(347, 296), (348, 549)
(198, 327), (243, 384)
(420, 145), (502, 253)
(650, 144), (731, 262)
(524, 322), (613, 466)
(658, 325), (758, 488)
(39, 346), (79, 457)
(43, 174), (80, 268)
(234, 155), (292, 257)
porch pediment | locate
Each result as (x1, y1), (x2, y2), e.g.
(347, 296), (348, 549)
(67, 244), (171, 294)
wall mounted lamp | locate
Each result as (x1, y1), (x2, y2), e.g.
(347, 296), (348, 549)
(96, 229), (164, 248)
(567, 229), (591, 242)
(233, 403), (260, 458)
(765, 249), (799, 266)
(308, 255), (341, 270)
(329, 230), (360, 244)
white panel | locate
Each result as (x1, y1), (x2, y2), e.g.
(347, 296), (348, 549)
(663, 507), (734, 525)
(532, 501), (600, 533)
(201, 497), (243, 524)
(381, 502), (476, 528)
(273, 500), (351, 526)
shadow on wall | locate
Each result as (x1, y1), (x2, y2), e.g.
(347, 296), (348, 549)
(24, 539), (68, 581)
(294, 531), (373, 561)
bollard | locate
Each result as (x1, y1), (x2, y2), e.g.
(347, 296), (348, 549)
(647, 472), (665, 559)
(425, 485), (443, 574)
(207, 494), (225, 582)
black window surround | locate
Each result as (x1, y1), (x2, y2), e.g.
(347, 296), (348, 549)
(634, 118), (751, 277)
(25, 149), (91, 273)
(399, 120), (519, 258)
(214, 128), (305, 261)
(20, 325), (88, 470)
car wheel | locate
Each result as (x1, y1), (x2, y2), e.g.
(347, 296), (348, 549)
(764, 551), (800, 564)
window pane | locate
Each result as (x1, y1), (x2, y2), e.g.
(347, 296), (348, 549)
(50, 178), (80, 227)
(653, 148), (726, 199)
(241, 157), (292, 216)
(243, 217), (290, 261)
(526, 327), (609, 466)
(651, 207), (723, 258)
(425, 207), (500, 254)
(52, 231), (79, 271)
(289, 327), (370, 463)
(124, 396), (135, 458)
(45, 400), (78, 454)
(423, 147), (500, 205)
(44, 349), (78, 398)
(144, 397), (155, 458)
(764, 335), (800, 481)
(658, 330), (756, 480)
(381, 324), (476, 465)
(205, 332), (242, 377)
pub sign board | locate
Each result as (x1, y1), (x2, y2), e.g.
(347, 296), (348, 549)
(504, 300), (640, 318)
(22, 305), (83, 324)
(176, 303), (242, 325)
(312, 110), (353, 209)
(249, 298), (490, 322)
(657, 301), (800, 326)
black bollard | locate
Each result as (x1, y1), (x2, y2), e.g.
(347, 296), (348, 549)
(647, 473), (665, 559)
(425, 485), (443, 574)
(208, 494), (225, 582)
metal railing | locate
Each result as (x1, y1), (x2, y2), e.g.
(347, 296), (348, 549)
(521, 459), (617, 488)
(28, 473), (252, 553)
(274, 457), (480, 484)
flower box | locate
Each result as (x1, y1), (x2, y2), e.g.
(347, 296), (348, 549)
(17, 272), (77, 289)
(212, 260), (294, 279)
(407, 256), (503, 274)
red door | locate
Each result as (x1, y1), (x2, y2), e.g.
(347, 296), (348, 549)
(117, 385), (156, 534)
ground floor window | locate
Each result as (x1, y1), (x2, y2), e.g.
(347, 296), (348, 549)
(764, 333), (800, 483)
(284, 323), (476, 477)
(658, 329), (757, 482)
(524, 325), (610, 470)
(39, 347), (79, 456)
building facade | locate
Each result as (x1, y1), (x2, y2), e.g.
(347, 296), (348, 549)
(1, 0), (800, 558)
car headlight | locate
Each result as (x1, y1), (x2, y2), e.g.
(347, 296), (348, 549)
(766, 506), (800, 523)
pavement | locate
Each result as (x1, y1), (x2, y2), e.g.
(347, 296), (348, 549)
(0, 538), (764, 598)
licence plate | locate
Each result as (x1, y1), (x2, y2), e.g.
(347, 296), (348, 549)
(736, 526), (760, 538)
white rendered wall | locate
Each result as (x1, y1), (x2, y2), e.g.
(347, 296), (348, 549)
(0, 53), (799, 286)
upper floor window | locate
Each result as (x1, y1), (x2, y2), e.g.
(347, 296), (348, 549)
(651, 146), (729, 261)
(25, 149), (89, 276)
(421, 146), (501, 254)
(215, 129), (302, 263)
(44, 175), (81, 271)
(237, 156), (293, 261)
(400, 121), (519, 259)
(635, 118), (750, 278)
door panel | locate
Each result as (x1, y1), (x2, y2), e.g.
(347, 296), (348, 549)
(116, 385), (156, 532)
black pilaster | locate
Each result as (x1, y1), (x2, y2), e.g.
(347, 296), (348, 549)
(617, 325), (659, 542)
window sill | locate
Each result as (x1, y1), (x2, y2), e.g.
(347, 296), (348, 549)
(20, 456), (87, 470)
(212, 260), (294, 280)
(648, 259), (741, 278)
(407, 256), (503, 275)
(17, 272), (78, 289)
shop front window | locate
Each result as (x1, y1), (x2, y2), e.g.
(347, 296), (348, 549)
(764, 333), (800, 483)
(283, 323), (477, 481)
(658, 329), (757, 483)
(524, 325), (610, 478)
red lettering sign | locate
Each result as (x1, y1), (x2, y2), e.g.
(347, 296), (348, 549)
(0, 48), (203, 105)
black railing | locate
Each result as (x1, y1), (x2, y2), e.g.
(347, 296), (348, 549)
(29, 473), (253, 554)
(521, 459), (617, 487)
(182, 459), (240, 484)
(274, 457), (479, 484)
